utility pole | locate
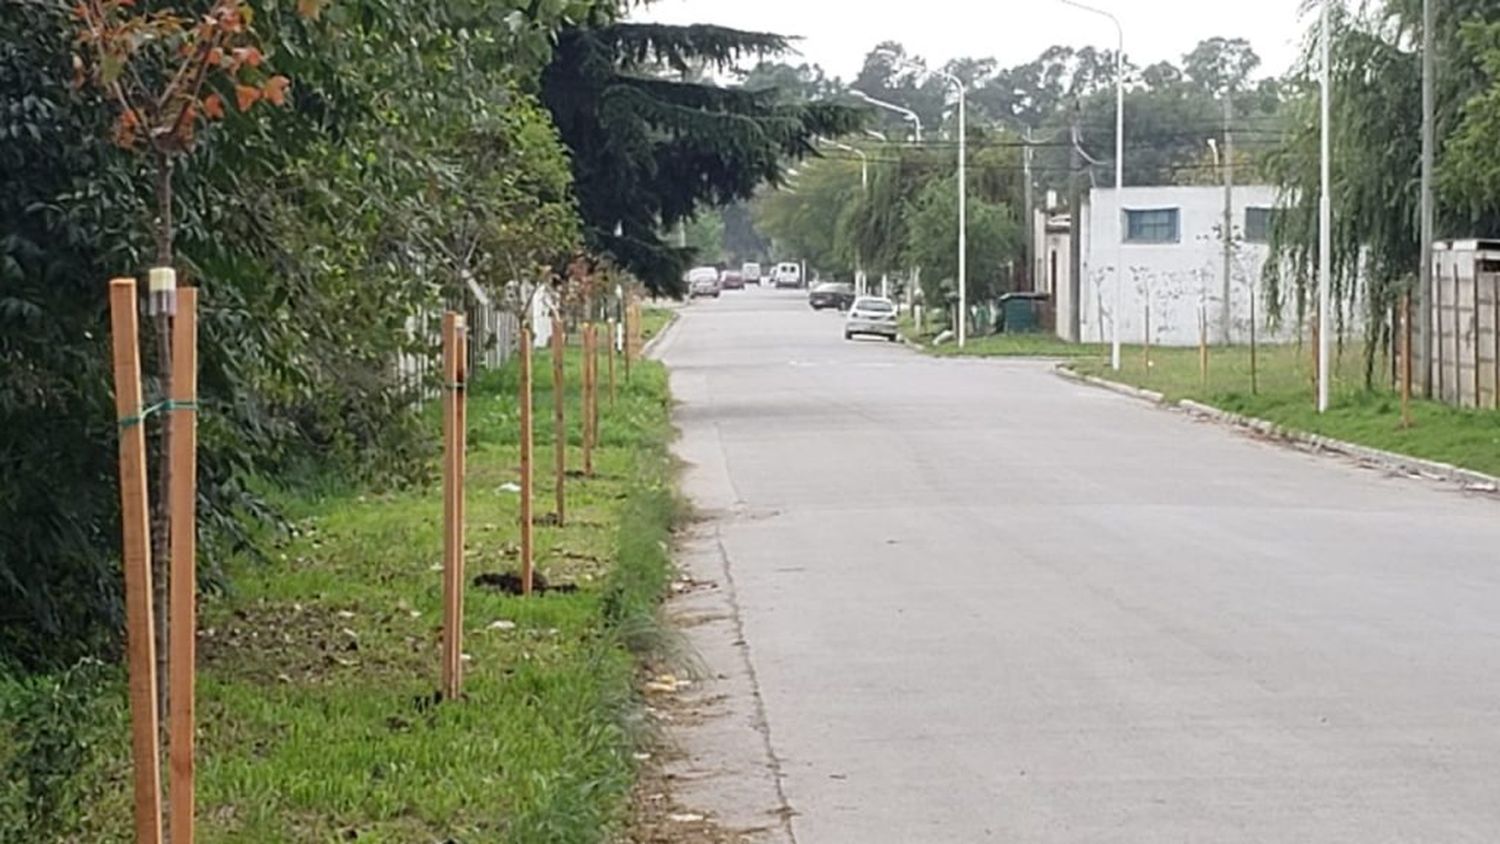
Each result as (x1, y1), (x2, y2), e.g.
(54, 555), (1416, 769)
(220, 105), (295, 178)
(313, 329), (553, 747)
(1317, 0), (1333, 413)
(1069, 111), (1084, 343)
(1023, 127), (1036, 291)
(1221, 92), (1234, 345)
(1420, 0), (1436, 396)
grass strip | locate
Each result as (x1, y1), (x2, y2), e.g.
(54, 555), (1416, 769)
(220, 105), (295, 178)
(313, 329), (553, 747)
(2, 345), (679, 843)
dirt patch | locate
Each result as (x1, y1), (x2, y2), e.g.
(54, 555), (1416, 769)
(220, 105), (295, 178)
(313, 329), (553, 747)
(623, 661), (776, 844)
(471, 571), (580, 596)
(626, 759), (760, 844)
(199, 599), (428, 685)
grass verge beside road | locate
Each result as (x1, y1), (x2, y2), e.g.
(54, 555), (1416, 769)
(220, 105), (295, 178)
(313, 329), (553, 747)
(2, 347), (678, 842)
(899, 317), (1107, 359)
(1073, 344), (1500, 479)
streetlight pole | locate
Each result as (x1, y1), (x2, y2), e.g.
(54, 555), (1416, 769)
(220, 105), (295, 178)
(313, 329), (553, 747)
(1318, 0), (1332, 413)
(950, 72), (967, 348)
(1058, 0), (1125, 369)
(1420, 0), (1435, 397)
(875, 55), (966, 347)
(852, 89), (923, 142)
(853, 89), (925, 313)
(818, 137), (870, 294)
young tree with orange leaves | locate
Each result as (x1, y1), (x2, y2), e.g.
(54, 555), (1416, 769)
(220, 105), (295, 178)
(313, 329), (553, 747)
(70, 0), (293, 748)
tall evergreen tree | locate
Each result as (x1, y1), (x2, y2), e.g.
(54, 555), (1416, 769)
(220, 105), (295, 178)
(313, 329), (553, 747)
(541, 21), (861, 296)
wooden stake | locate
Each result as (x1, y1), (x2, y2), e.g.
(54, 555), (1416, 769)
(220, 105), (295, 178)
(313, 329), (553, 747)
(441, 313), (466, 700)
(583, 325), (595, 478)
(1249, 280), (1259, 396)
(551, 314), (566, 525)
(1142, 300), (1152, 375)
(592, 323), (602, 435)
(167, 288), (198, 844)
(109, 278), (164, 844)
(1311, 316), (1321, 398)
(1402, 291), (1413, 429)
(1198, 306), (1208, 388)
(519, 327), (535, 597)
(608, 318), (617, 407)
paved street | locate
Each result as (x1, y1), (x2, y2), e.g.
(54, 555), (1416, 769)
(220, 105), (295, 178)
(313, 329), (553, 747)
(659, 289), (1500, 843)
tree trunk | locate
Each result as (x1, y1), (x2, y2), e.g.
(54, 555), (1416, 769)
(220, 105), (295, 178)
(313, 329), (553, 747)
(151, 151), (175, 754)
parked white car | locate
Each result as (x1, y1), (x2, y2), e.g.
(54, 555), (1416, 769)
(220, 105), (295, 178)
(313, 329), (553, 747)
(687, 266), (720, 298)
(844, 296), (899, 342)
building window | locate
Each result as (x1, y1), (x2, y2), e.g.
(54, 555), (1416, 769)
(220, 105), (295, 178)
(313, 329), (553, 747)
(1244, 207), (1276, 243)
(1123, 208), (1180, 244)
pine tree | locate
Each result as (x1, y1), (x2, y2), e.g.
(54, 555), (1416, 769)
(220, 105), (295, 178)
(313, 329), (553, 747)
(541, 21), (862, 295)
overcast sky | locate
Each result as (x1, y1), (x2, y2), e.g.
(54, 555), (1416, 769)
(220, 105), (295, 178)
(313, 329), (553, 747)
(631, 0), (1314, 83)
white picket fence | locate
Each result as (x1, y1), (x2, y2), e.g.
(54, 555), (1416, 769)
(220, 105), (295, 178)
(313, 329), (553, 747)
(396, 300), (520, 403)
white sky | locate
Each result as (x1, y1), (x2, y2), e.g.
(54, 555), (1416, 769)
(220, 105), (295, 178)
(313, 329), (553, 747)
(631, 0), (1312, 82)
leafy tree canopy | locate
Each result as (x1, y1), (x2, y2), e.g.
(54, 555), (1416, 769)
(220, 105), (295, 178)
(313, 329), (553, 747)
(540, 21), (862, 296)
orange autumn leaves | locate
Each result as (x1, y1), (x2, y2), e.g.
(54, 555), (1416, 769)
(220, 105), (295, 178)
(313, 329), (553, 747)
(71, 0), (304, 152)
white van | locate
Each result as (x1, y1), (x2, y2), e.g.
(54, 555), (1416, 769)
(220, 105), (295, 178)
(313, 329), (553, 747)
(742, 262), (763, 285)
(772, 262), (802, 289)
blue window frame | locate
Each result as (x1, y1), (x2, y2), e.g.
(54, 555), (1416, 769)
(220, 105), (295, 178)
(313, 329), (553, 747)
(1123, 208), (1180, 244)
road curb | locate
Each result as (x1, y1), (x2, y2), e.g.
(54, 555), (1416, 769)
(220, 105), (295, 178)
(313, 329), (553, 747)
(1053, 365), (1500, 493)
(643, 309), (681, 361)
(1054, 365), (1167, 405)
(1176, 399), (1500, 492)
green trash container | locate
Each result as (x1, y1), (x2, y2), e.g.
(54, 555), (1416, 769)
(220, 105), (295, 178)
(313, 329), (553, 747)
(999, 294), (1038, 333)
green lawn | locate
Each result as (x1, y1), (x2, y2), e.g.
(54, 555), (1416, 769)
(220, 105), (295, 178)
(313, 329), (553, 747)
(900, 315), (1107, 359)
(926, 333), (1108, 358)
(1073, 343), (1500, 478)
(640, 306), (675, 345)
(2, 347), (679, 842)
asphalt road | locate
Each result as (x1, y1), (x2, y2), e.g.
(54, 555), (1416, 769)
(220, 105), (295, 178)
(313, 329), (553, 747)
(658, 288), (1500, 843)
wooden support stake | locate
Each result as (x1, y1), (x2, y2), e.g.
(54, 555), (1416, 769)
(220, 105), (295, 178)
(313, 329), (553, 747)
(1249, 280), (1259, 396)
(1402, 292), (1413, 429)
(519, 327), (535, 597)
(109, 278), (164, 844)
(551, 314), (566, 525)
(168, 288), (198, 844)
(583, 325), (595, 477)
(592, 323), (602, 436)
(1142, 300), (1152, 375)
(608, 318), (617, 407)
(441, 313), (467, 700)
(1198, 306), (1208, 388)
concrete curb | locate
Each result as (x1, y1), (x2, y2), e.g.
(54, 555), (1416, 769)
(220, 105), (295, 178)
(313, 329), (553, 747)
(1053, 364), (1500, 494)
(1054, 365), (1167, 405)
(1176, 399), (1500, 492)
(642, 309), (681, 361)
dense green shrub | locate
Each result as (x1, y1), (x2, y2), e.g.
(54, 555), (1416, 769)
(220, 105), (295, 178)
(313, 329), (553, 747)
(0, 0), (590, 668)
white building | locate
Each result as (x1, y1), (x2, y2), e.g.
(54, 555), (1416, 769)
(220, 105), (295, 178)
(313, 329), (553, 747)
(1066, 185), (1293, 347)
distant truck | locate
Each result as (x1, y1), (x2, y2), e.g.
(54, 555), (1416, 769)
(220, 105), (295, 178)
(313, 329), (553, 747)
(772, 262), (803, 289)
(742, 262), (763, 285)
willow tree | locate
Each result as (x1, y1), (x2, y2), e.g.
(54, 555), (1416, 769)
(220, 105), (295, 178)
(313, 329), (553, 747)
(1266, 0), (1500, 388)
(541, 20), (862, 296)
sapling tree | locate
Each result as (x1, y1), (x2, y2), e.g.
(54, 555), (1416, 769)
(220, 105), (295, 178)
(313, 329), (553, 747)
(71, 0), (291, 731)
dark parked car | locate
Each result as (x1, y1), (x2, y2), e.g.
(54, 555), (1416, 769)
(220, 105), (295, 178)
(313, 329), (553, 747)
(809, 282), (855, 311)
(720, 271), (746, 290)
